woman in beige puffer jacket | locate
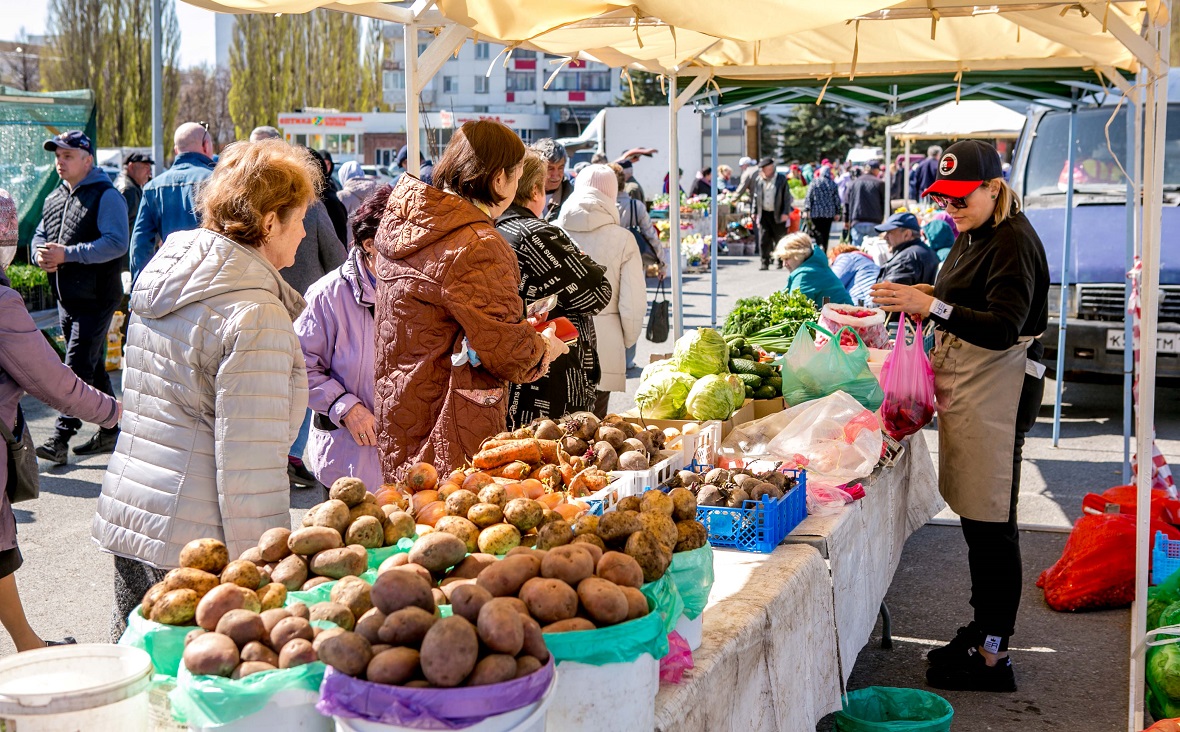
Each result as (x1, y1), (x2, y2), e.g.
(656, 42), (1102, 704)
(94, 141), (316, 640)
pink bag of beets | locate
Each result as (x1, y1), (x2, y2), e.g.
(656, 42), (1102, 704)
(878, 314), (936, 440)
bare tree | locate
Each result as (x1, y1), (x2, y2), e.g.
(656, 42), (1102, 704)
(173, 64), (233, 153)
(2, 29), (41, 91)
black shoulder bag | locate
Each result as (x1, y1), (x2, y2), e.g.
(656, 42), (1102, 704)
(626, 199), (662, 268)
(646, 277), (670, 343)
(1, 406), (39, 504)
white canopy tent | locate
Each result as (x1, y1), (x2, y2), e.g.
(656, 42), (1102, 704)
(886, 99), (1027, 140)
(172, 2), (1170, 728)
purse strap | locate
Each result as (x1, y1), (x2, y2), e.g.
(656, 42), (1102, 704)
(0, 409), (16, 447)
(653, 277), (667, 302)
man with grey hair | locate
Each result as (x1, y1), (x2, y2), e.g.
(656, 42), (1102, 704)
(912, 144), (942, 203)
(530, 138), (574, 221)
(130, 121), (216, 280)
(249, 125), (282, 142)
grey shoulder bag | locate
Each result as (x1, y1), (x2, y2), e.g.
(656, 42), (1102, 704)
(0, 406), (39, 504)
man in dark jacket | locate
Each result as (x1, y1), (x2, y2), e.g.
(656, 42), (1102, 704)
(130, 122), (216, 280)
(752, 157), (791, 270)
(114, 152), (152, 234)
(911, 146), (942, 202)
(531, 138), (574, 222)
(31, 131), (129, 464)
(874, 212), (940, 288)
(846, 161), (886, 247)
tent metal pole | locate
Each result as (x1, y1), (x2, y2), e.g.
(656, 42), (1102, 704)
(884, 132), (892, 213)
(1051, 98), (1077, 447)
(669, 70), (684, 338)
(1122, 79), (1138, 485)
(904, 139), (911, 203)
(150, 0), (163, 176)
(403, 21), (421, 177)
(710, 112), (719, 329)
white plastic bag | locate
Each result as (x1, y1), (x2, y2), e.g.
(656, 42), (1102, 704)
(806, 480), (854, 516)
(767, 391), (882, 482)
(816, 303), (890, 349)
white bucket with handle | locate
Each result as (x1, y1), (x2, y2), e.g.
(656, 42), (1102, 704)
(0, 644), (153, 732)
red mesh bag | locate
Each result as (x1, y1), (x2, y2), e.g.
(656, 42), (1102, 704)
(1037, 514), (1180, 612)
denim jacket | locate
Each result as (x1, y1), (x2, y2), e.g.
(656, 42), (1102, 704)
(130, 152), (215, 280)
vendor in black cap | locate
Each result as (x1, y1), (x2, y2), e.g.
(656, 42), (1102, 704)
(870, 139), (1049, 693)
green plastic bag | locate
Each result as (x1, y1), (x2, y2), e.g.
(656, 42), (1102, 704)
(668, 545), (715, 621)
(834, 686), (954, 732)
(543, 609), (669, 666)
(169, 662), (326, 727)
(640, 572), (685, 635)
(118, 605), (190, 678)
(366, 537), (415, 571)
(780, 322), (884, 411)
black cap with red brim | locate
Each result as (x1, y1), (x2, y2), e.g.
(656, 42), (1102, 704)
(922, 139), (1003, 198)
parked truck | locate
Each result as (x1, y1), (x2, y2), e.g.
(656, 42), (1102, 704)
(1009, 90), (1179, 380)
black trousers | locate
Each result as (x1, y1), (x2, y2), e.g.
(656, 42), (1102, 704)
(110, 555), (167, 642)
(811, 217), (834, 251)
(758, 212), (788, 266)
(959, 355), (1045, 648)
(54, 298), (120, 442)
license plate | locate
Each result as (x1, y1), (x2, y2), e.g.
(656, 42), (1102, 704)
(1106, 328), (1180, 354)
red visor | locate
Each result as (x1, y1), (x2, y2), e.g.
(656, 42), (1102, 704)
(922, 179), (983, 198)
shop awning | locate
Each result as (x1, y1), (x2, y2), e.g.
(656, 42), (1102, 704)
(885, 99), (1027, 140)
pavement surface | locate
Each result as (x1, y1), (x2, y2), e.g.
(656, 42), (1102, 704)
(8, 236), (1180, 731)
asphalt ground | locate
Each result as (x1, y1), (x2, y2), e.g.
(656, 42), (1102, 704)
(8, 234), (1179, 732)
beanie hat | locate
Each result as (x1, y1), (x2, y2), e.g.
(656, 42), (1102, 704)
(575, 164), (618, 199)
(0, 189), (16, 248)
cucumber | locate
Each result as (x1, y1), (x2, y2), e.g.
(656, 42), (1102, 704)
(729, 358), (763, 375)
(728, 337), (747, 348)
(765, 376), (783, 390)
(729, 345), (745, 359)
(736, 373), (763, 388)
(744, 384), (755, 398)
(754, 385), (778, 400)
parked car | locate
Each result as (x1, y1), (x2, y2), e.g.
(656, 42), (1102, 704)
(361, 165), (397, 184)
(1009, 95), (1180, 379)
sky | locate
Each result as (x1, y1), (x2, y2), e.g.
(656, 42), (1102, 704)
(7, 0), (219, 68)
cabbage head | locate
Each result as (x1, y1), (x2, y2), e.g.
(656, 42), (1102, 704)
(686, 375), (737, 421)
(1160, 600), (1180, 630)
(1150, 643), (1180, 700)
(1150, 592), (1174, 631)
(641, 359), (678, 385)
(671, 328), (730, 378)
(635, 370), (697, 419)
(724, 374), (746, 411)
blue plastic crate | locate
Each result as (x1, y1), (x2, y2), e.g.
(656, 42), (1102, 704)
(1153, 531), (1180, 585)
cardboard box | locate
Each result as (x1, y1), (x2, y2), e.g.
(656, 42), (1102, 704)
(623, 399), (755, 439)
(753, 397), (785, 420)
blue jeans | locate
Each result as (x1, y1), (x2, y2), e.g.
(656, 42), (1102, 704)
(290, 409), (311, 460)
(850, 222), (878, 248)
(625, 343), (637, 370)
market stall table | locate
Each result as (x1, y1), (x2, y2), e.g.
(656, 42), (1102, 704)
(654, 431), (941, 731)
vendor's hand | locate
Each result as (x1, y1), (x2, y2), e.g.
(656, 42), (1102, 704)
(543, 324), (570, 361)
(342, 403), (378, 448)
(913, 284), (935, 296)
(35, 243), (67, 272)
(526, 312), (547, 328)
(870, 281), (934, 317)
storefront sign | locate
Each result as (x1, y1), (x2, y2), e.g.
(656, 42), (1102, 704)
(277, 114), (364, 129)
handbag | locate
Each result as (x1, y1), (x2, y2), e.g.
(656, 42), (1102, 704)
(626, 199), (662, 268)
(646, 277), (670, 343)
(1, 405), (39, 504)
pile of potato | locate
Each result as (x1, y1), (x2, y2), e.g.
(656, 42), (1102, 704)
(665, 466), (796, 509)
(140, 538), (289, 626)
(181, 600), (318, 679)
(234, 478), (417, 593)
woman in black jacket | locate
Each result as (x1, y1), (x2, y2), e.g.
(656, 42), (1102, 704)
(872, 140), (1049, 694)
(497, 152), (612, 427)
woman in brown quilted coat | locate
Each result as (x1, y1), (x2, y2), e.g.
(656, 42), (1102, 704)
(373, 121), (570, 479)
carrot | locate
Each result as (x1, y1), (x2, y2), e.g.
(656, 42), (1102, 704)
(536, 439), (560, 464)
(569, 467), (610, 498)
(478, 439), (516, 452)
(472, 440), (543, 470)
(501, 461), (533, 480)
(558, 463), (576, 487)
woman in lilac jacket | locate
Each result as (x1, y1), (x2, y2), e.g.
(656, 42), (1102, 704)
(0, 189), (120, 649)
(295, 185), (391, 491)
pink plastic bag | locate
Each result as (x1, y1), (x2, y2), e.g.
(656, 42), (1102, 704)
(878, 314), (936, 440)
(659, 631), (694, 684)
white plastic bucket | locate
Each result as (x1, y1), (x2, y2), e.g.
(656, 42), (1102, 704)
(190, 688), (331, 732)
(544, 655), (658, 732)
(333, 673), (556, 732)
(0, 644), (153, 732)
(674, 613), (703, 651)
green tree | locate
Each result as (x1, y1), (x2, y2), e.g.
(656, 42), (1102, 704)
(773, 103), (861, 163)
(42, 0), (103, 99)
(759, 112), (782, 161)
(863, 113), (902, 149)
(617, 70), (666, 106)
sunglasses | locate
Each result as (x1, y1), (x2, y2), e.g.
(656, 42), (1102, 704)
(930, 183), (982, 211)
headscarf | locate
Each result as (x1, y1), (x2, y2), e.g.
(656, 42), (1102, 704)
(338, 160), (364, 183)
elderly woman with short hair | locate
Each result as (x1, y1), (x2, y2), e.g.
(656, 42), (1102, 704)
(94, 140), (316, 639)
(774, 232), (852, 307)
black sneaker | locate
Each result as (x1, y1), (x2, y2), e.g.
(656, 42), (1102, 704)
(288, 457), (318, 489)
(926, 648), (1017, 693)
(45, 636), (77, 647)
(35, 438), (68, 466)
(73, 429), (119, 456)
(776, 260), (784, 269)
(927, 625), (983, 666)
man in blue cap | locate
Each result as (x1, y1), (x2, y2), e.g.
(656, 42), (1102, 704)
(31, 130), (129, 465)
(874, 211), (940, 288)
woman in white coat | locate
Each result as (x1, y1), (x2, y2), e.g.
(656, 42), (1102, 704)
(556, 165), (646, 418)
(93, 140), (316, 640)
